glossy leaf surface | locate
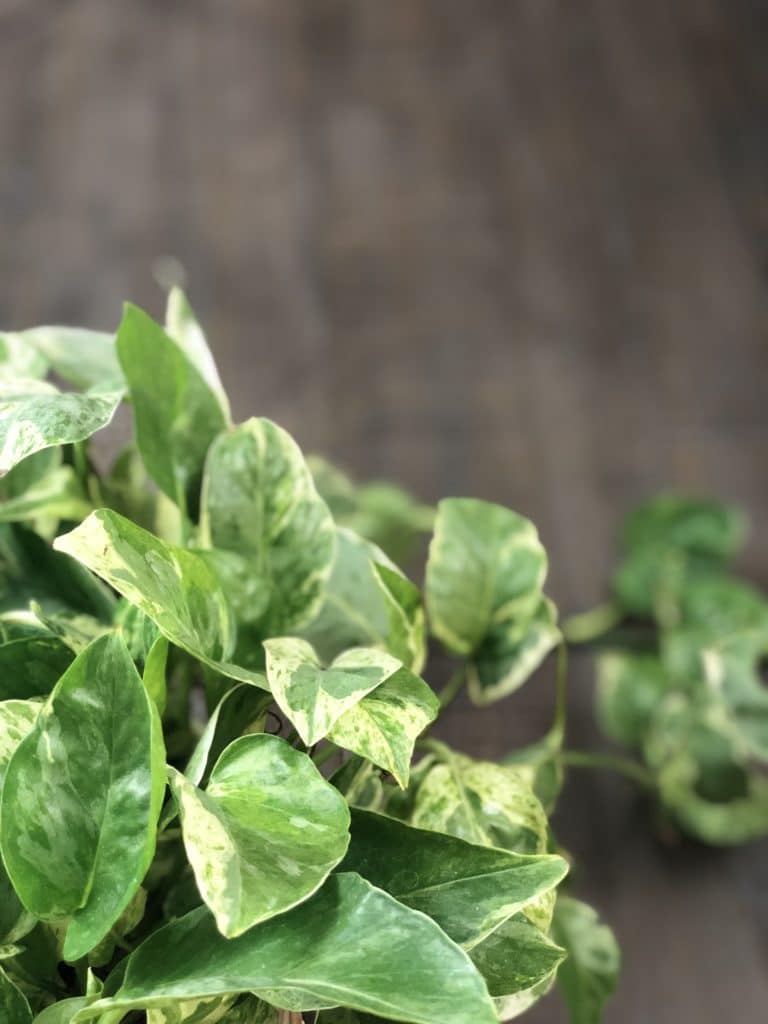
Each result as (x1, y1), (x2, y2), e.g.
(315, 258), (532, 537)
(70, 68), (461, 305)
(0, 380), (122, 476)
(165, 288), (231, 425)
(340, 809), (567, 946)
(116, 303), (228, 509)
(169, 734), (350, 936)
(7, 327), (123, 391)
(80, 874), (497, 1024)
(0, 637), (74, 700)
(0, 634), (165, 961)
(200, 418), (334, 638)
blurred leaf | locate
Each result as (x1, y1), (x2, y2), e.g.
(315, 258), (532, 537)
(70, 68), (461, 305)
(551, 897), (620, 1024)
(426, 498), (547, 656)
(5, 327), (123, 391)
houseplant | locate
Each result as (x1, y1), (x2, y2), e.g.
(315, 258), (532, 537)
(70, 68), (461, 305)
(566, 495), (768, 844)
(0, 293), (618, 1023)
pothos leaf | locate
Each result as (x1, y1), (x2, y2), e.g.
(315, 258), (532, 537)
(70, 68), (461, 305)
(78, 874), (498, 1024)
(199, 417), (335, 639)
(168, 734), (350, 937)
(0, 967), (32, 1024)
(165, 287), (231, 426)
(426, 498), (547, 656)
(622, 495), (747, 561)
(184, 683), (271, 787)
(116, 303), (228, 512)
(411, 747), (550, 854)
(263, 638), (402, 746)
(551, 896), (620, 1024)
(0, 380), (123, 476)
(0, 637), (74, 700)
(2, 327), (123, 392)
(301, 527), (425, 672)
(0, 633), (166, 961)
(594, 650), (667, 748)
(467, 596), (561, 706)
(54, 510), (266, 686)
(0, 700), (40, 788)
(327, 668), (438, 787)
(340, 808), (567, 947)
(0, 334), (48, 380)
(469, 915), (565, 1014)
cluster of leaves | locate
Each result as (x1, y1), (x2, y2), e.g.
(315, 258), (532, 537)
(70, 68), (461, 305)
(567, 495), (768, 844)
(0, 295), (619, 1024)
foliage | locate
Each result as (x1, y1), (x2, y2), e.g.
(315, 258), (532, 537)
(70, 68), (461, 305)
(0, 291), (618, 1023)
(566, 495), (768, 844)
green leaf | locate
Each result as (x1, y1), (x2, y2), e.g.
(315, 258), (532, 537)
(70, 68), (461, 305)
(469, 915), (565, 1010)
(411, 747), (549, 854)
(302, 527), (425, 672)
(32, 997), (90, 1023)
(199, 418), (335, 639)
(467, 597), (561, 706)
(594, 651), (667, 748)
(623, 495), (747, 561)
(0, 700), (40, 788)
(0, 634), (166, 961)
(340, 808), (567, 947)
(168, 734), (350, 937)
(0, 334), (48, 380)
(54, 510), (266, 685)
(264, 638), (402, 746)
(0, 967), (32, 1024)
(551, 897), (620, 1024)
(0, 380), (122, 476)
(0, 637), (74, 700)
(0, 466), (90, 525)
(79, 874), (497, 1024)
(6, 328), (123, 391)
(184, 683), (271, 787)
(327, 669), (438, 786)
(116, 303), (228, 511)
(165, 288), (231, 425)
(426, 498), (547, 656)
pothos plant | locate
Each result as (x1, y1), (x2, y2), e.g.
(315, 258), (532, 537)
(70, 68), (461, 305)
(0, 293), (618, 1024)
(566, 495), (768, 845)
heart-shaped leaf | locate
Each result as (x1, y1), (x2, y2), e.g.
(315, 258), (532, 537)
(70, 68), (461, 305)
(168, 734), (350, 936)
(327, 670), (438, 787)
(551, 897), (620, 1024)
(264, 637), (402, 746)
(0, 637), (74, 700)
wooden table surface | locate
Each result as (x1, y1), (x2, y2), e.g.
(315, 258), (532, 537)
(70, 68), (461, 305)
(2, 2), (767, 1020)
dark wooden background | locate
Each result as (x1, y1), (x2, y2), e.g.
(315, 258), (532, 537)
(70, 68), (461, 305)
(2, 1), (767, 1020)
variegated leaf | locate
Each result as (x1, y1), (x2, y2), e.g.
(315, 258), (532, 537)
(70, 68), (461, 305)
(340, 809), (567, 947)
(77, 874), (497, 1024)
(551, 897), (620, 1024)
(426, 498), (547, 656)
(301, 527), (425, 672)
(263, 637), (402, 746)
(165, 288), (231, 425)
(0, 634), (166, 961)
(327, 668), (438, 787)
(0, 380), (122, 476)
(168, 734), (350, 937)
(199, 418), (334, 640)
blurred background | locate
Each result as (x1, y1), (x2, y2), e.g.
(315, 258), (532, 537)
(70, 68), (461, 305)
(2, 2), (767, 1020)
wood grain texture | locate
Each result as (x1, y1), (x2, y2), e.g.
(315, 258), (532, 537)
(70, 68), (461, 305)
(1, 1), (767, 1020)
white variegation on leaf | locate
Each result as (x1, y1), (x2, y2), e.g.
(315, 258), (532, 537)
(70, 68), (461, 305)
(301, 527), (425, 672)
(168, 734), (350, 937)
(426, 498), (547, 656)
(200, 418), (335, 641)
(264, 637), (403, 746)
(327, 668), (439, 786)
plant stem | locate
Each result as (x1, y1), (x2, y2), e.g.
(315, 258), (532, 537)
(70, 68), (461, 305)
(562, 602), (622, 644)
(438, 667), (466, 709)
(559, 749), (655, 789)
